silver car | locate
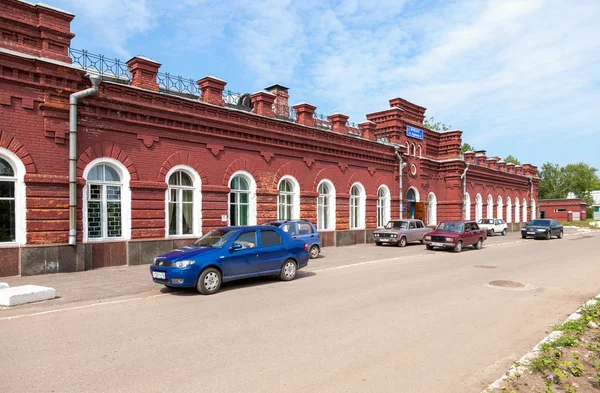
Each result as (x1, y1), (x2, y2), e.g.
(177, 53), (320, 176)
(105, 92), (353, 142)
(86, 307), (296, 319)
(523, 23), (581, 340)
(373, 219), (433, 247)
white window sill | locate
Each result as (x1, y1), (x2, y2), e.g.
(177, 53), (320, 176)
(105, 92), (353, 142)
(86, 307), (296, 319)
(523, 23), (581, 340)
(0, 242), (21, 248)
(167, 234), (200, 240)
(84, 237), (128, 244)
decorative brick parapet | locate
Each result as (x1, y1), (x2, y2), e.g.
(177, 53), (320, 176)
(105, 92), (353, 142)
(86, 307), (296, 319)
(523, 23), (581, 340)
(463, 151), (475, 164)
(126, 56), (161, 92)
(359, 121), (377, 141)
(514, 165), (523, 175)
(486, 157), (499, 170)
(497, 160), (506, 172)
(293, 102), (317, 127)
(506, 163), (515, 174)
(328, 113), (349, 134)
(250, 91), (276, 117)
(197, 76), (226, 106)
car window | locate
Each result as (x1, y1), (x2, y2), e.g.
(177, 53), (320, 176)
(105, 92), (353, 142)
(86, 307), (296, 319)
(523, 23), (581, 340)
(233, 231), (257, 249)
(298, 223), (313, 235)
(464, 223), (471, 231)
(437, 222), (463, 232)
(495, 220), (501, 225)
(260, 230), (283, 247)
(472, 223), (480, 230)
(280, 223), (297, 236)
(416, 221), (424, 229)
(409, 222), (416, 229)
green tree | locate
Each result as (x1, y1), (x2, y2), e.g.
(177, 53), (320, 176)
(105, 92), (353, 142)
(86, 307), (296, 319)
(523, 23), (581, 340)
(461, 142), (475, 153)
(504, 155), (521, 165)
(423, 116), (452, 132)
(538, 162), (569, 199)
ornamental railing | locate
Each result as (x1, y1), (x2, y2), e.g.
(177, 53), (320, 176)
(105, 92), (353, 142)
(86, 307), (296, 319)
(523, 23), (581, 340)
(273, 104), (296, 121)
(313, 113), (331, 130)
(157, 72), (200, 97)
(68, 48), (131, 83)
(346, 121), (361, 136)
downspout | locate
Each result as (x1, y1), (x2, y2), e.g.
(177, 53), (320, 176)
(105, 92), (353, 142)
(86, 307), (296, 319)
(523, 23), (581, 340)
(394, 147), (404, 219)
(529, 176), (534, 219)
(461, 164), (470, 218)
(69, 74), (101, 246)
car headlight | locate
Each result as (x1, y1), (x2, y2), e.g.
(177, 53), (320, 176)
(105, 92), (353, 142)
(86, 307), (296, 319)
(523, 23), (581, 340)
(391, 234), (397, 238)
(173, 260), (195, 268)
(374, 233), (379, 237)
(424, 236), (431, 240)
(445, 237), (454, 242)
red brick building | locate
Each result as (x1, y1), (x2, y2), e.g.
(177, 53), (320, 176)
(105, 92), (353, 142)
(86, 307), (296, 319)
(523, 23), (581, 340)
(0, 0), (539, 277)
(538, 199), (587, 222)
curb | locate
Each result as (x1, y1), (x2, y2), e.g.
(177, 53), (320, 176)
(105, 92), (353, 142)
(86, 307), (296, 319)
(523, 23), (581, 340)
(481, 292), (600, 393)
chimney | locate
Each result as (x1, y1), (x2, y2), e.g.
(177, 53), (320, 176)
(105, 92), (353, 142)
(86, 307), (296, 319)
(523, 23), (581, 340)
(265, 84), (289, 118)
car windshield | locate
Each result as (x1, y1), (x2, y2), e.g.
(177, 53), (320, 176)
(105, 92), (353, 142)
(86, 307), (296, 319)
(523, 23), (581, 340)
(529, 219), (551, 226)
(478, 219), (494, 224)
(192, 229), (236, 248)
(436, 222), (464, 233)
(385, 221), (409, 230)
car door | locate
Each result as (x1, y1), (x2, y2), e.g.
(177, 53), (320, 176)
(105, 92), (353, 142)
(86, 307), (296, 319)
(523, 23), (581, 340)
(416, 220), (428, 240)
(255, 229), (287, 275)
(296, 221), (318, 245)
(221, 230), (259, 279)
(551, 220), (560, 236)
(407, 221), (418, 242)
(465, 222), (476, 245)
(494, 219), (502, 232)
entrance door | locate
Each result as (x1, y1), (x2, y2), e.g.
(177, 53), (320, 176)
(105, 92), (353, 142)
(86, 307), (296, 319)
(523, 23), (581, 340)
(414, 202), (425, 222)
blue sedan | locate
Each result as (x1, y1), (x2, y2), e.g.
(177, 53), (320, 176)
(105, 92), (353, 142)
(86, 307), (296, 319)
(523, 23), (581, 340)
(150, 226), (310, 294)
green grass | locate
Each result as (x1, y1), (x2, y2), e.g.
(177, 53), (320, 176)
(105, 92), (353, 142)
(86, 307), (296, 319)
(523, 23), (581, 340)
(559, 219), (599, 229)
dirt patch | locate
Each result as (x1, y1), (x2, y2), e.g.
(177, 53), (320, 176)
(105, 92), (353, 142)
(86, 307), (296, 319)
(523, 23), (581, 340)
(489, 280), (524, 288)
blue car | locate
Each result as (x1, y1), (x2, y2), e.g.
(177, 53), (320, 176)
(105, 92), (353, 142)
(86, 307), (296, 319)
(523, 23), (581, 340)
(150, 226), (309, 294)
(266, 220), (321, 259)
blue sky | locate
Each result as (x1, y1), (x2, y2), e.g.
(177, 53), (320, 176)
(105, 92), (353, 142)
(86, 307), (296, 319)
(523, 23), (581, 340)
(47, 0), (600, 171)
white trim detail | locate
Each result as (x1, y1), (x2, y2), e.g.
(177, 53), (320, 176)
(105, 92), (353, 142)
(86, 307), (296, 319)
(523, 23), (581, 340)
(522, 198), (527, 223)
(514, 197), (520, 223)
(486, 194), (493, 219)
(82, 157), (132, 243)
(427, 192), (437, 226)
(228, 170), (257, 226)
(0, 147), (26, 245)
(506, 197), (512, 223)
(377, 185), (391, 228)
(349, 182), (366, 230)
(277, 175), (300, 220)
(475, 193), (483, 222)
(464, 192), (471, 220)
(164, 165), (202, 238)
(497, 196), (503, 221)
(531, 199), (537, 220)
(317, 179), (336, 231)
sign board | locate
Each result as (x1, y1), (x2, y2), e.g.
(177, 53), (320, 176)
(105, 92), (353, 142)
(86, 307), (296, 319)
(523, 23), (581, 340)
(221, 215), (228, 222)
(406, 125), (424, 140)
(401, 203), (407, 212)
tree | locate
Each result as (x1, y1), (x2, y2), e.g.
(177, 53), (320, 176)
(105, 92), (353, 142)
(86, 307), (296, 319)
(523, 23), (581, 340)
(504, 155), (521, 165)
(461, 142), (475, 154)
(423, 117), (452, 132)
(538, 162), (569, 200)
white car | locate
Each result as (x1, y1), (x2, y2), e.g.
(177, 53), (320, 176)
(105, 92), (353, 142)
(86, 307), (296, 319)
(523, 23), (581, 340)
(477, 219), (507, 236)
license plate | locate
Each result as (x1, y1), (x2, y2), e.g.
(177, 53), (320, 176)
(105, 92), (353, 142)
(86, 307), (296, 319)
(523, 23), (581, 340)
(527, 232), (535, 235)
(432, 242), (444, 247)
(380, 238), (390, 242)
(152, 271), (166, 280)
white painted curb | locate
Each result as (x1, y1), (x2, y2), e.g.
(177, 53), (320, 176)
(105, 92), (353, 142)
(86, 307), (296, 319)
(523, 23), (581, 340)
(0, 285), (56, 307)
(481, 292), (600, 392)
(0, 282), (9, 289)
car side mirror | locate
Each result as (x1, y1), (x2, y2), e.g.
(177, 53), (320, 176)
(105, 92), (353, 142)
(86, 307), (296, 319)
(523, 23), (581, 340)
(230, 243), (243, 251)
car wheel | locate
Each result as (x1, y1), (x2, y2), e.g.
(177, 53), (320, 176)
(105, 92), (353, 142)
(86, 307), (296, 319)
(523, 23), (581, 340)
(521, 234), (527, 239)
(196, 267), (221, 295)
(426, 244), (434, 251)
(398, 236), (407, 247)
(545, 231), (551, 240)
(558, 230), (563, 239)
(490, 229), (494, 236)
(453, 240), (463, 253)
(375, 242), (382, 246)
(309, 245), (320, 259)
(280, 259), (297, 281)
(502, 229), (507, 236)
(474, 238), (483, 250)
(420, 239), (424, 244)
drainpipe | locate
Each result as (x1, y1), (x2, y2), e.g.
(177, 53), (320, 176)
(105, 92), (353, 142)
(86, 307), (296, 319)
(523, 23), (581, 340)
(529, 176), (534, 219)
(69, 74), (101, 246)
(461, 163), (470, 218)
(394, 147), (404, 219)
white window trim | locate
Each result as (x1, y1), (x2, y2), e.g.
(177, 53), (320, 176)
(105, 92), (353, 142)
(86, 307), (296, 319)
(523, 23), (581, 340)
(317, 179), (336, 231)
(486, 194), (493, 219)
(0, 147), (26, 245)
(377, 185), (391, 228)
(514, 198), (520, 223)
(475, 193), (483, 221)
(82, 157), (131, 243)
(349, 182), (366, 230)
(164, 165), (202, 238)
(277, 175), (300, 220)
(228, 170), (257, 226)
(506, 197), (512, 223)
(427, 192), (437, 226)
(531, 199), (537, 220)
(464, 192), (471, 220)
(497, 196), (503, 221)
(522, 198), (527, 223)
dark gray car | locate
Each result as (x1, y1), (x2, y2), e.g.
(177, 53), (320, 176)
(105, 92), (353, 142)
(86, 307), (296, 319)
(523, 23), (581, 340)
(373, 219), (432, 247)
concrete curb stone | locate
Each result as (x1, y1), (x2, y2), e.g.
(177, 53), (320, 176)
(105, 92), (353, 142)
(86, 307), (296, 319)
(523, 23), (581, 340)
(0, 285), (56, 307)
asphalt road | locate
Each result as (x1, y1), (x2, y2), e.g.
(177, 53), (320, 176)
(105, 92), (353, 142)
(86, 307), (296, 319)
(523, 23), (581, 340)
(1, 229), (600, 393)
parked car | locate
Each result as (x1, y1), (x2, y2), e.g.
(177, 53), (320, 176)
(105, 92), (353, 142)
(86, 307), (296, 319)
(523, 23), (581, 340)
(521, 219), (564, 240)
(423, 220), (487, 253)
(477, 218), (508, 236)
(150, 226), (310, 294)
(266, 220), (321, 259)
(373, 219), (432, 247)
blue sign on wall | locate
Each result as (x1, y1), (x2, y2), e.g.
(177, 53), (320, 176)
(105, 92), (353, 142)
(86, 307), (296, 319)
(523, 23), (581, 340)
(406, 125), (424, 140)
(401, 203), (407, 212)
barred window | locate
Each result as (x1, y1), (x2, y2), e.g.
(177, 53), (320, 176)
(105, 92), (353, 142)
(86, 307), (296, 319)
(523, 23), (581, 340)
(87, 164), (122, 239)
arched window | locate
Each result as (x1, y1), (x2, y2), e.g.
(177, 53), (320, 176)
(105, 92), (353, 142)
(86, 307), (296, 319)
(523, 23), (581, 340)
(405, 141), (410, 154)
(464, 192), (471, 220)
(522, 198), (527, 223)
(475, 193), (483, 221)
(0, 157), (16, 242)
(278, 176), (300, 220)
(84, 161), (131, 240)
(486, 194), (493, 219)
(418, 145), (422, 158)
(411, 143), (416, 156)
(506, 197), (512, 223)
(317, 180), (335, 230)
(349, 183), (365, 229)
(377, 185), (391, 227)
(229, 172), (256, 226)
(497, 196), (503, 220)
(427, 192), (437, 226)
(166, 168), (200, 236)
(531, 199), (537, 220)
(514, 197), (520, 223)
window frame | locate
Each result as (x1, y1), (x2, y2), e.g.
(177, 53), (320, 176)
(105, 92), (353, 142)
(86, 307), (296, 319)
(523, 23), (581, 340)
(349, 182), (366, 230)
(377, 185), (391, 228)
(277, 176), (300, 221)
(317, 179), (336, 231)
(0, 150), (25, 245)
(165, 166), (202, 238)
(228, 171), (257, 226)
